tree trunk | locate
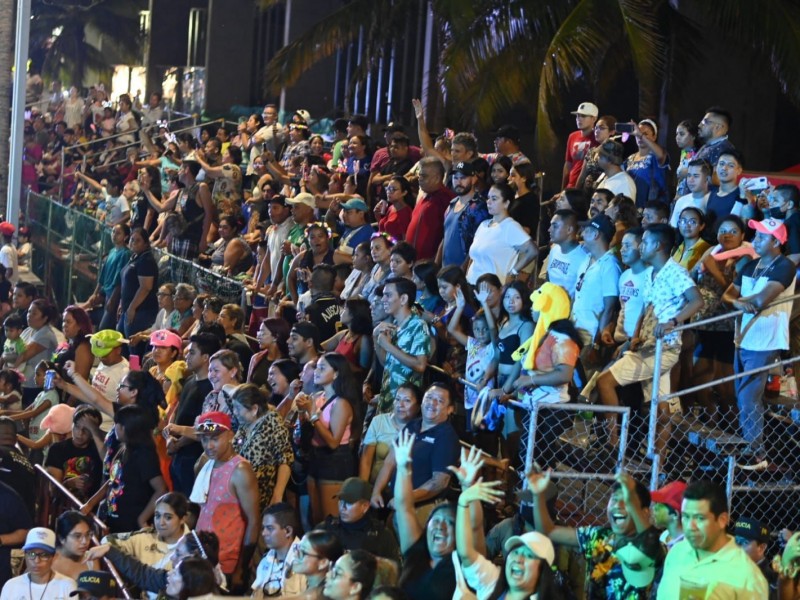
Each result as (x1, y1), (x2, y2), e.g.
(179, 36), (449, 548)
(0, 2), (15, 214)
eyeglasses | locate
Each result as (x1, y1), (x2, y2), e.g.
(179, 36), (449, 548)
(384, 186), (398, 193)
(25, 551), (52, 561)
(116, 383), (133, 390)
(678, 218), (699, 227)
(700, 118), (721, 127)
(68, 532), (93, 542)
(295, 547), (320, 559)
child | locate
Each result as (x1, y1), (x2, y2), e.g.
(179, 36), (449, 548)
(0, 368), (23, 411)
(0, 269), (10, 318)
(0, 314), (25, 369)
(1, 362), (59, 452)
(448, 288), (497, 431)
(17, 403), (75, 459)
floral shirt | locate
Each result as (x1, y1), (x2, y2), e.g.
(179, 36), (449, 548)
(638, 258), (696, 350)
(377, 314), (430, 413)
(577, 525), (649, 600)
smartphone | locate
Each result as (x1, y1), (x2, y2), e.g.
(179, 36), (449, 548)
(616, 123), (635, 134)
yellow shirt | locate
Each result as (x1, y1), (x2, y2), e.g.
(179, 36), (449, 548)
(672, 239), (710, 271)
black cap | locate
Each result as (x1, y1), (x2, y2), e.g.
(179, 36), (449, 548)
(494, 124), (521, 143)
(734, 518), (770, 543)
(598, 140), (625, 165)
(383, 122), (406, 133)
(268, 194), (287, 206)
(451, 161), (475, 176)
(70, 571), (117, 597)
(348, 114), (369, 130)
(578, 213), (615, 242)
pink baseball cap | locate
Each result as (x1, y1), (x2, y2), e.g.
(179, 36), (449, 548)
(749, 218), (788, 245)
(149, 329), (182, 350)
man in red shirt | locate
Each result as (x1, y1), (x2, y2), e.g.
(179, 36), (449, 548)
(562, 102), (600, 188)
(406, 157), (456, 261)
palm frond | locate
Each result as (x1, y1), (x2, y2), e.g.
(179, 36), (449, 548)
(617, 0), (668, 115)
(700, 0), (800, 106)
(263, 0), (414, 95)
(535, 0), (618, 164)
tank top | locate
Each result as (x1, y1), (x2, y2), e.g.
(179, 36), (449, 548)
(334, 333), (361, 370)
(498, 321), (525, 365)
(196, 454), (247, 574)
(178, 183), (204, 242)
(312, 394), (351, 447)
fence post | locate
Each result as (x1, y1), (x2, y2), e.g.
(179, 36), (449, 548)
(648, 336), (664, 490)
(524, 401), (541, 475)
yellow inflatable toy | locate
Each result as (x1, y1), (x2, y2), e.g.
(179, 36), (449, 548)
(511, 282), (571, 370)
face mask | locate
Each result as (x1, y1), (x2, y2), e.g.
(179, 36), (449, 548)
(770, 207), (787, 220)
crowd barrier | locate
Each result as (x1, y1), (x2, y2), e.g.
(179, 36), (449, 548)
(26, 191), (245, 312)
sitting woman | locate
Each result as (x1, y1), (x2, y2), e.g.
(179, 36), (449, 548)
(392, 430), (456, 600)
(323, 550), (378, 600)
(103, 492), (191, 577)
(284, 529), (344, 600)
(87, 530), (223, 597)
(203, 214), (254, 277)
(455, 478), (564, 599)
(52, 510), (99, 580)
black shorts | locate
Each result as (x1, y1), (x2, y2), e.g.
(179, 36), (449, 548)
(308, 445), (355, 483)
(694, 329), (735, 364)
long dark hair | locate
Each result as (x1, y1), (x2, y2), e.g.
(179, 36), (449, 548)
(547, 318), (585, 350)
(319, 352), (362, 441)
(55, 510), (94, 547)
(499, 281), (533, 324)
(176, 557), (218, 600)
(345, 298), (373, 336)
(114, 404), (156, 448)
(261, 317), (291, 356)
(124, 370), (166, 426)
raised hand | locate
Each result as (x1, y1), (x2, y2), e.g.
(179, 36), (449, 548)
(475, 282), (490, 306)
(525, 466), (552, 496)
(392, 429), (416, 467)
(459, 479), (505, 506)
(411, 99), (424, 120)
(447, 445), (485, 489)
(454, 286), (466, 310)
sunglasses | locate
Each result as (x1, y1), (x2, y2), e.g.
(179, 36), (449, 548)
(194, 421), (228, 433)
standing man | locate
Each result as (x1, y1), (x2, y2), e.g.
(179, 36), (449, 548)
(563, 102), (600, 188)
(287, 322), (321, 371)
(0, 481), (30, 588)
(485, 124), (530, 166)
(252, 503), (306, 597)
(722, 218), (795, 467)
(0, 528), (76, 599)
(572, 214), (621, 367)
(657, 481), (767, 599)
(0, 223), (18, 287)
(374, 277), (430, 415)
(596, 224), (703, 451)
(596, 141), (637, 203)
(671, 159), (711, 227)
(406, 158), (456, 261)
(166, 332), (221, 496)
(191, 412), (260, 593)
(438, 161), (487, 269)
(540, 209), (589, 300)
(253, 104), (284, 156)
(695, 107), (736, 175)
(706, 150), (746, 226)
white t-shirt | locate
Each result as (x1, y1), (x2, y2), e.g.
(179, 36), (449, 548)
(0, 243), (19, 285)
(0, 572), (76, 600)
(571, 251), (621, 339)
(671, 192), (710, 227)
(252, 539), (306, 597)
(597, 170), (637, 202)
(466, 217), (531, 284)
(541, 243), (591, 300)
(104, 192), (131, 225)
(91, 357), (130, 431)
(615, 266), (651, 341)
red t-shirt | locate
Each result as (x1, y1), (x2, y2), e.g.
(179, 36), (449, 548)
(564, 130), (598, 187)
(406, 186), (456, 260)
(379, 204), (413, 241)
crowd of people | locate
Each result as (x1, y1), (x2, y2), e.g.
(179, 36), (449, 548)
(4, 80), (800, 599)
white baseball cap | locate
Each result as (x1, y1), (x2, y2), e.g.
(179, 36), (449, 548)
(23, 527), (56, 553)
(571, 102), (599, 117)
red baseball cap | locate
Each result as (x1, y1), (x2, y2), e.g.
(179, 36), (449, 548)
(749, 218), (787, 245)
(650, 480), (687, 513)
(194, 411), (232, 433)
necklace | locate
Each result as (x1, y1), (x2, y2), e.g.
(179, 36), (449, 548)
(753, 254), (779, 279)
(29, 572), (53, 600)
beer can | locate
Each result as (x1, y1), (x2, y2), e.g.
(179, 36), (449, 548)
(44, 370), (57, 391)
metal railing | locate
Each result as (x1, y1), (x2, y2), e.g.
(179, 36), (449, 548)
(35, 465), (131, 598)
(646, 290), (800, 522)
(26, 192), (247, 312)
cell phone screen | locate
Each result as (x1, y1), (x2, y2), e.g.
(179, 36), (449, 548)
(616, 123), (634, 134)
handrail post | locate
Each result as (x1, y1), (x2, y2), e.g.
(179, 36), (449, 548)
(525, 401), (541, 475)
(648, 336), (664, 490)
(58, 147), (66, 201)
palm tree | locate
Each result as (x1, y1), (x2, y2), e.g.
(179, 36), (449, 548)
(30, 0), (143, 88)
(261, 0), (800, 177)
